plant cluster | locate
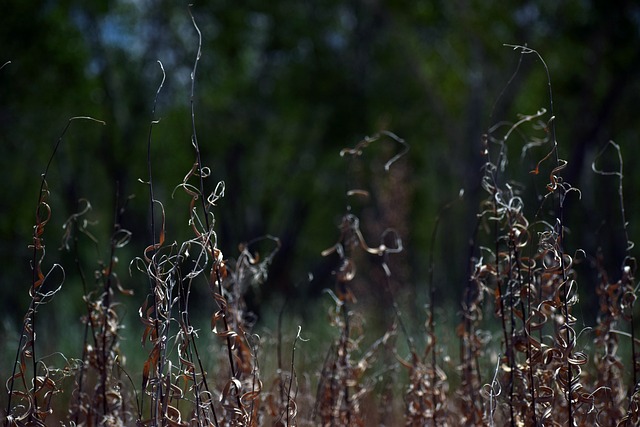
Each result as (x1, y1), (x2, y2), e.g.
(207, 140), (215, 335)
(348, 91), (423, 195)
(2, 19), (639, 427)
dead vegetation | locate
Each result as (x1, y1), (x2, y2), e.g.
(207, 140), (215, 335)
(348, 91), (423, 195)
(3, 18), (639, 427)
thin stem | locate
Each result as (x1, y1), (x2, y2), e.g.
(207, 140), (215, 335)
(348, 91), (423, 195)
(144, 60), (165, 425)
(6, 116), (104, 422)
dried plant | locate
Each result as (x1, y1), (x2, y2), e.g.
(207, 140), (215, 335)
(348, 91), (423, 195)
(4, 17), (640, 427)
(5, 117), (105, 426)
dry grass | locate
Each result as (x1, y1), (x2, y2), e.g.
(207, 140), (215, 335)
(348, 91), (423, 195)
(3, 23), (639, 427)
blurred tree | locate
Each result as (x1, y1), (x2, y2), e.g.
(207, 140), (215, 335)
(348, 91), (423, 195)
(1, 0), (640, 337)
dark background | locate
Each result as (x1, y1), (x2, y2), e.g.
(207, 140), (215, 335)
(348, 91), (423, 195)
(2, 0), (640, 370)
